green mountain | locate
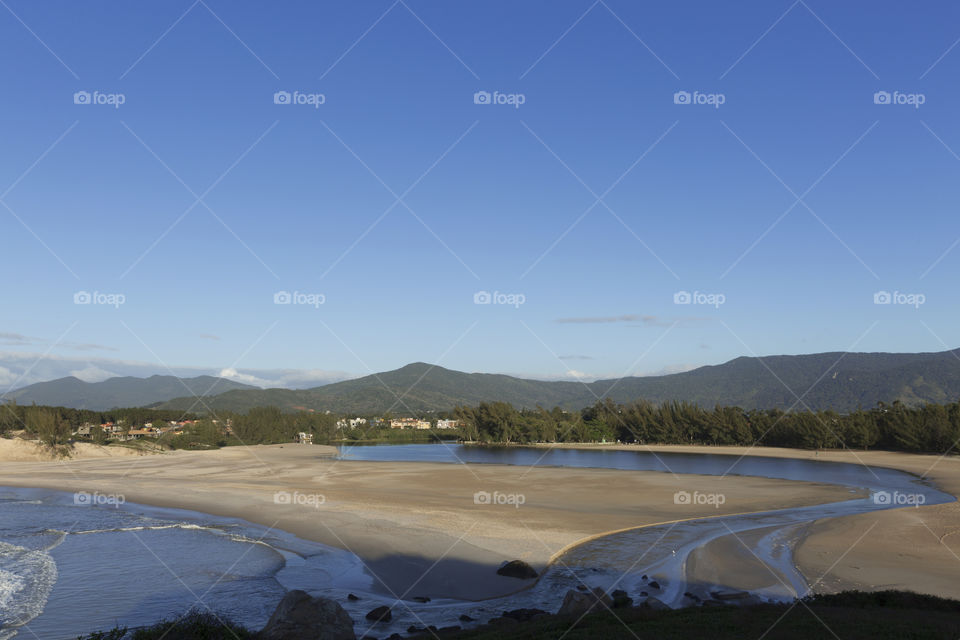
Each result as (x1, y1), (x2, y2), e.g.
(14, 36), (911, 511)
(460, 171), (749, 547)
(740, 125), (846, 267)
(2, 375), (258, 411)
(151, 348), (960, 414)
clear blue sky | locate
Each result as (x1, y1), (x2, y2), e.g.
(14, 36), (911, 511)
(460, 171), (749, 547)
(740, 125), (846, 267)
(1, 0), (959, 386)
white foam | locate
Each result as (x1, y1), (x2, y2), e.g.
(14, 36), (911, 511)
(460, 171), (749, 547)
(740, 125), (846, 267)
(0, 542), (57, 635)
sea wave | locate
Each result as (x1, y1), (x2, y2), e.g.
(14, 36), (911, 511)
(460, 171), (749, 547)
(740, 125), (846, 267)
(0, 542), (57, 638)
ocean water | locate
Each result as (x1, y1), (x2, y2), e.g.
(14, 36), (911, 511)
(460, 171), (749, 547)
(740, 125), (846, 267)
(0, 488), (372, 640)
(2, 446), (955, 638)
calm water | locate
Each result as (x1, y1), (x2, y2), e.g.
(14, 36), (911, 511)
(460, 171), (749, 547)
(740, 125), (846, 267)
(1, 444), (954, 638)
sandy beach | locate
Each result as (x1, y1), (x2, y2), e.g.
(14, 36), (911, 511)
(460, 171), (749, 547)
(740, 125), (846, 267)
(536, 443), (960, 600)
(0, 440), (859, 601)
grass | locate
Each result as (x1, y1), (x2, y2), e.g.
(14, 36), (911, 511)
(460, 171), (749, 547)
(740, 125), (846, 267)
(75, 592), (960, 640)
(448, 591), (960, 640)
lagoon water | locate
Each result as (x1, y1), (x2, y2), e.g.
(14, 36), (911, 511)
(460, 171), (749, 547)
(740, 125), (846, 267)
(1, 445), (954, 638)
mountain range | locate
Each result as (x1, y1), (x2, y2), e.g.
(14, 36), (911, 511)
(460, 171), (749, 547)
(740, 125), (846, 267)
(1, 375), (258, 411)
(4, 348), (959, 414)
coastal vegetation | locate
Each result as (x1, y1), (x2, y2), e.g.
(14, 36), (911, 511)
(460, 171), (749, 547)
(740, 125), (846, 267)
(6, 394), (960, 454)
(75, 591), (960, 640)
(455, 397), (960, 454)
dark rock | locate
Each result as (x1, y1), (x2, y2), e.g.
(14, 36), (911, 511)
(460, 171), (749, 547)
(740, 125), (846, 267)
(648, 580), (661, 590)
(640, 591), (648, 597)
(347, 593), (360, 601)
(458, 614), (475, 622)
(407, 625), (424, 633)
(642, 596), (671, 611)
(412, 596), (431, 603)
(438, 627), (461, 633)
(496, 559), (538, 579)
(488, 616), (519, 626)
(257, 589), (356, 640)
(557, 587), (612, 617)
(611, 589), (633, 608)
(576, 584), (588, 591)
(365, 606), (392, 623)
(641, 574), (648, 580)
(701, 599), (724, 606)
(502, 608), (548, 622)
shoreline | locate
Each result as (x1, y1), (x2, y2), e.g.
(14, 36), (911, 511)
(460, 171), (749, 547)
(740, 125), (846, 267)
(528, 442), (960, 599)
(0, 441), (858, 603)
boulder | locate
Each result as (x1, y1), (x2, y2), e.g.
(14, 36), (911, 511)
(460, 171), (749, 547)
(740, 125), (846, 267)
(365, 606), (392, 623)
(642, 596), (670, 611)
(648, 580), (661, 590)
(611, 590), (633, 608)
(258, 590), (355, 640)
(557, 587), (612, 617)
(412, 596), (431, 603)
(347, 593), (360, 601)
(458, 614), (475, 622)
(502, 608), (548, 622)
(496, 560), (538, 579)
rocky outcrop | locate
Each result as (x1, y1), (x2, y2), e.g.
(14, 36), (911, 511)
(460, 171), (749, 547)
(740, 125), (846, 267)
(365, 606), (392, 622)
(496, 559), (538, 579)
(257, 590), (355, 640)
(557, 587), (613, 617)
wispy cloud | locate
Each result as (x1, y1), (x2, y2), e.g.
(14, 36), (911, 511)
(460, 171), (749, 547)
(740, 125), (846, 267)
(556, 314), (706, 328)
(558, 354), (594, 360)
(198, 333), (221, 341)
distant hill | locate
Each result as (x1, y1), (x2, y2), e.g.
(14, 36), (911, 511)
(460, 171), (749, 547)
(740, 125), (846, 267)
(151, 349), (960, 414)
(2, 375), (259, 411)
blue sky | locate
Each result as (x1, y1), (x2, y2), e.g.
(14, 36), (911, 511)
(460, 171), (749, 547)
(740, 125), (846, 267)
(1, 0), (959, 388)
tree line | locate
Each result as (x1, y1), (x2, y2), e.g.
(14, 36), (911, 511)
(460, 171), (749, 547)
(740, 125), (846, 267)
(454, 398), (960, 454)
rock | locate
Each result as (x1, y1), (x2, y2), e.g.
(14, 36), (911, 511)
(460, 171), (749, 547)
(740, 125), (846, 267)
(458, 614), (475, 622)
(488, 616), (519, 626)
(365, 606), (392, 623)
(347, 593), (360, 601)
(502, 608), (548, 622)
(257, 590), (356, 640)
(557, 587), (613, 617)
(496, 560), (538, 579)
(642, 596), (670, 611)
(611, 590), (633, 609)
(412, 596), (431, 603)
(407, 625), (424, 633)
(438, 626), (461, 633)
(640, 591), (648, 597)
(701, 599), (724, 607)
(576, 585), (588, 592)
(648, 580), (661, 590)
(641, 574), (648, 580)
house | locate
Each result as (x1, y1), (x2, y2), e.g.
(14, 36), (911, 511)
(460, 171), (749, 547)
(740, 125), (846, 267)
(435, 419), (460, 429)
(336, 418), (368, 429)
(296, 432), (313, 444)
(390, 418), (431, 430)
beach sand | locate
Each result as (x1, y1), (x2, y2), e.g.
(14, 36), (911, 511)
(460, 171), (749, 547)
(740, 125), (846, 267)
(0, 441), (856, 601)
(538, 444), (960, 600)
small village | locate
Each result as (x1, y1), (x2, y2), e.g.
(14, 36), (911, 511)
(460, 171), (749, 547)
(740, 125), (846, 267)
(72, 416), (462, 443)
